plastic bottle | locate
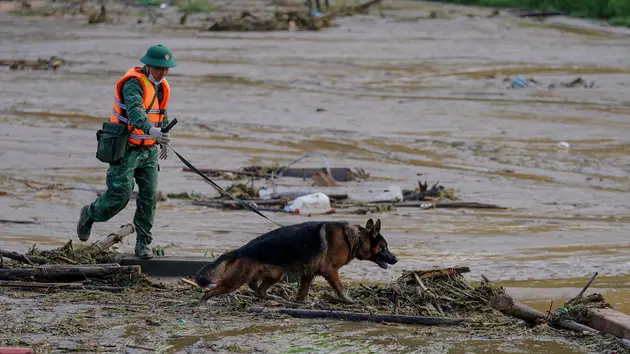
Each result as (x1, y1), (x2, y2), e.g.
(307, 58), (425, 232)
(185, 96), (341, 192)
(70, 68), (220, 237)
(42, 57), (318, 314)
(284, 192), (333, 215)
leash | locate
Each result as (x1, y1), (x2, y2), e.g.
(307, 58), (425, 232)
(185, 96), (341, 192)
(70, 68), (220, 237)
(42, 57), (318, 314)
(161, 119), (284, 228)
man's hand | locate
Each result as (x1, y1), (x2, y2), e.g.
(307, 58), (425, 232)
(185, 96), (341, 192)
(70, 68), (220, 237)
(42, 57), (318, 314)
(149, 127), (171, 145)
(159, 144), (169, 160)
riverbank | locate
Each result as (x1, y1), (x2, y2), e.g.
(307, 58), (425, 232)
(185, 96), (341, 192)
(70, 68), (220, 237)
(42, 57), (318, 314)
(424, 0), (630, 27)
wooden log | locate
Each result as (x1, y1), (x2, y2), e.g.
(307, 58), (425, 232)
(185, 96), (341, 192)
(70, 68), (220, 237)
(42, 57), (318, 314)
(491, 293), (547, 324)
(93, 224), (135, 251)
(247, 307), (474, 326)
(0, 249), (48, 265)
(0, 219), (39, 225)
(490, 293), (600, 333)
(0, 264), (141, 282)
(395, 201), (506, 209)
(0, 280), (125, 293)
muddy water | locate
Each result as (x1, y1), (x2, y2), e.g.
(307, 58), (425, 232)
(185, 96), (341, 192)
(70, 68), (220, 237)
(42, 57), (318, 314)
(1, 1), (630, 351)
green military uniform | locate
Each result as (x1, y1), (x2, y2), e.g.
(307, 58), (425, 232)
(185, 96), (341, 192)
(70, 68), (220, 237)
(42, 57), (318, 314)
(77, 45), (177, 259)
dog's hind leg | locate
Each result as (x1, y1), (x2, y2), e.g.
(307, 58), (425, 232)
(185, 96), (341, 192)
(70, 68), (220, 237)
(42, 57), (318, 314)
(296, 275), (314, 302)
(248, 280), (261, 291)
(200, 260), (255, 302)
(254, 275), (283, 301)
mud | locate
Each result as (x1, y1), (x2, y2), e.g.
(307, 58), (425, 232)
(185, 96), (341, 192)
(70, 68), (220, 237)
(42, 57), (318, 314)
(2, 0), (630, 352)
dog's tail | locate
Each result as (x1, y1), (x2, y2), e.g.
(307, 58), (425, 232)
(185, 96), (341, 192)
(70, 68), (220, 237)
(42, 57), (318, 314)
(194, 251), (237, 287)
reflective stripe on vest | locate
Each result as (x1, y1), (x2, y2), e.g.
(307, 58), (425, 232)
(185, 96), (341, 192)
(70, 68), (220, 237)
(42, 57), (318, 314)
(109, 67), (171, 146)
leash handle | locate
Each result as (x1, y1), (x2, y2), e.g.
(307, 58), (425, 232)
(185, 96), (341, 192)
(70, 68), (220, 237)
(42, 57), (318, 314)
(162, 118), (178, 133)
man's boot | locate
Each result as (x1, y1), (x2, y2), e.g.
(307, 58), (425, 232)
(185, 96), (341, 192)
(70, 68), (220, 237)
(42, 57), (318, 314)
(135, 240), (154, 259)
(77, 205), (94, 242)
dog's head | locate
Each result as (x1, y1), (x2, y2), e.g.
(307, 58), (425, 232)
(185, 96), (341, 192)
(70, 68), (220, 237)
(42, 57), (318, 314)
(357, 218), (398, 269)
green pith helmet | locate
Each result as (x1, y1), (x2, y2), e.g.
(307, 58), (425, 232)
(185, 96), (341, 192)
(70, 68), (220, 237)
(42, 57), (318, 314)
(140, 44), (176, 68)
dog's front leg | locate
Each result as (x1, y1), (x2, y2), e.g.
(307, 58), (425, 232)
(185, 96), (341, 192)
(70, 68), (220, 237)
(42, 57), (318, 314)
(322, 270), (355, 304)
(296, 275), (314, 302)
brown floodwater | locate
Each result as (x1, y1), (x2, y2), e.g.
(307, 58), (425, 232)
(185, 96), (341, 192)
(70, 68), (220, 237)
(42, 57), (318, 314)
(1, 0), (630, 352)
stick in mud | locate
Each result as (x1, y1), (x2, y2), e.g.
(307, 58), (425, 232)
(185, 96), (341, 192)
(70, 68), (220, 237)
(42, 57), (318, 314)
(571, 272), (599, 302)
(0, 280), (125, 293)
(0, 264), (141, 282)
(248, 307), (474, 326)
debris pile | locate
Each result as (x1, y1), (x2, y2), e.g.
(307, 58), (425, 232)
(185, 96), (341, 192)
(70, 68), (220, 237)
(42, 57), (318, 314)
(0, 224), (156, 290)
(196, 267), (630, 353)
(208, 10), (334, 32)
(402, 180), (456, 201)
(1, 56), (66, 71)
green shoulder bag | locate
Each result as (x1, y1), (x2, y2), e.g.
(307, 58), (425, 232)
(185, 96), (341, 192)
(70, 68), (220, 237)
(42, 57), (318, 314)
(95, 89), (158, 164)
(95, 121), (130, 164)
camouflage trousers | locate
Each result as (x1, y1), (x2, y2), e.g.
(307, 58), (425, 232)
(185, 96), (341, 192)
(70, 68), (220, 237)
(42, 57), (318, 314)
(87, 145), (159, 251)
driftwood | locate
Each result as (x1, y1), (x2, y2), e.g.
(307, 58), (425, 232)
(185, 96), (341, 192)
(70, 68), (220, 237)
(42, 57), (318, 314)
(0, 219), (40, 225)
(0, 264), (141, 282)
(490, 293), (600, 334)
(413, 267), (471, 279)
(0, 280), (125, 293)
(248, 307), (474, 325)
(183, 167), (354, 182)
(93, 224), (135, 251)
(0, 249), (48, 265)
(394, 201), (506, 209)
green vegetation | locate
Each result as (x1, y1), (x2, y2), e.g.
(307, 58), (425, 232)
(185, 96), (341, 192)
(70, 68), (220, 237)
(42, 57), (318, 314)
(424, 0), (630, 27)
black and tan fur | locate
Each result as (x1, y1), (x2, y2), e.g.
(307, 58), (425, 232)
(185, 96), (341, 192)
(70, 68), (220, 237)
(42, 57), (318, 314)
(194, 218), (397, 303)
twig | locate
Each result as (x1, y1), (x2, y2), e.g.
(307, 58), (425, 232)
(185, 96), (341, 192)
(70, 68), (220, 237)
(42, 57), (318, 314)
(546, 300), (554, 319)
(55, 255), (77, 264)
(126, 344), (156, 351)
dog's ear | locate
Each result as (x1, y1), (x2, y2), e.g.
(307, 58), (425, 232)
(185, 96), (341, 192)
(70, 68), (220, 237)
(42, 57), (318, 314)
(365, 218), (374, 230)
(374, 219), (381, 235)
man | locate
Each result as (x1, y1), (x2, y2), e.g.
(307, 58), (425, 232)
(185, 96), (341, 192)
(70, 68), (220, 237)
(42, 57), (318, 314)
(77, 44), (176, 259)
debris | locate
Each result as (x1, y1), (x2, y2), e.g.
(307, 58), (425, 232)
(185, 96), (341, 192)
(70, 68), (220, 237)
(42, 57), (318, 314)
(396, 201), (506, 209)
(0, 280), (125, 293)
(402, 181), (456, 201)
(1, 56), (66, 71)
(87, 4), (106, 24)
(224, 183), (259, 200)
(0, 264), (141, 282)
(560, 77), (595, 88)
(0, 249), (47, 266)
(92, 224), (135, 251)
(247, 307), (474, 326)
(183, 166), (358, 181)
(311, 170), (337, 187)
(510, 75), (531, 89)
(208, 10), (334, 32)
(557, 141), (571, 150)
(370, 185), (403, 203)
(283, 192), (334, 215)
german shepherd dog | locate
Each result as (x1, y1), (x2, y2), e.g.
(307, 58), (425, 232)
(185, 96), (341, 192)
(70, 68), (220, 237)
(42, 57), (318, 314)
(195, 218), (397, 303)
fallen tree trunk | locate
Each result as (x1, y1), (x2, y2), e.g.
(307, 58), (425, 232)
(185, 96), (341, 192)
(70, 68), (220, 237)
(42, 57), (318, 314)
(491, 293), (547, 324)
(248, 307), (473, 326)
(93, 224), (135, 251)
(0, 280), (125, 293)
(0, 249), (48, 265)
(0, 264), (141, 282)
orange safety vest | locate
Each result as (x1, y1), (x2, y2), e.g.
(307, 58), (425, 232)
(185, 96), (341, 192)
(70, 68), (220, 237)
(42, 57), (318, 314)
(110, 67), (170, 146)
